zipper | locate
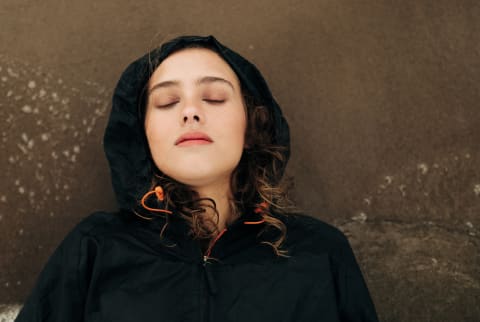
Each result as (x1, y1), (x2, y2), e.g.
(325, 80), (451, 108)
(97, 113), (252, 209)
(199, 228), (227, 322)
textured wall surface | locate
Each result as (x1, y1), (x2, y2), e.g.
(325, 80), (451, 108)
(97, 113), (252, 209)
(1, 1), (479, 321)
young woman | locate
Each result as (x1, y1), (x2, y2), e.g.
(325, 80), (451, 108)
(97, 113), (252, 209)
(16, 35), (378, 322)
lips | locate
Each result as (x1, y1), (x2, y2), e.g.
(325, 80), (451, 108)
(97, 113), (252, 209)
(175, 132), (213, 146)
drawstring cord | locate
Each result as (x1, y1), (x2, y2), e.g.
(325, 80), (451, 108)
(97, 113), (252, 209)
(244, 201), (268, 224)
(140, 186), (173, 215)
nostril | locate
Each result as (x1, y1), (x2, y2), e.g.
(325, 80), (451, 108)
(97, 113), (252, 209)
(193, 115), (200, 122)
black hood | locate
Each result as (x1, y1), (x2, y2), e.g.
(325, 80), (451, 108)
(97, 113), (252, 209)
(103, 35), (290, 211)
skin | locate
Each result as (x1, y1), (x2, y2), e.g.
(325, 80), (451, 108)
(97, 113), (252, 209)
(144, 48), (247, 230)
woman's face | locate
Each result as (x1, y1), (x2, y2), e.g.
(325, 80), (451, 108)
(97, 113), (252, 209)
(144, 48), (247, 191)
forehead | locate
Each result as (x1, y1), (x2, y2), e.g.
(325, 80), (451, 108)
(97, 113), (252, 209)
(149, 48), (241, 87)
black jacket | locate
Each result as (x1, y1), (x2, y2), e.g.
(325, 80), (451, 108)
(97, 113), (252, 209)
(16, 35), (378, 322)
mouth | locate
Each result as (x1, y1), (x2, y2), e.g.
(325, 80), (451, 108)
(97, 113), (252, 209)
(175, 132), (213, 146)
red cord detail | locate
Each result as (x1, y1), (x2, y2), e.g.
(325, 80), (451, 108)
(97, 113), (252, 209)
(205, 228), (228, 258)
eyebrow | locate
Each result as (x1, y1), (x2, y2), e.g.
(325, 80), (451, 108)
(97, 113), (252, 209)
(148, 76), (235, 95)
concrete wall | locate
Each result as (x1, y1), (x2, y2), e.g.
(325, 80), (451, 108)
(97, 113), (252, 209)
(1, 1), (479, 321)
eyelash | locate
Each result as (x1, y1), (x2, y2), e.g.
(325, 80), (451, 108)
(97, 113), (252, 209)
(156, 99), (225, 108)
(203, 99), (225, 105)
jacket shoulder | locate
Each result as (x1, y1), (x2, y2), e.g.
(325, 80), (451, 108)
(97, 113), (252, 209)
(67, 210), (133, 239)
(279, 213), (351, 255)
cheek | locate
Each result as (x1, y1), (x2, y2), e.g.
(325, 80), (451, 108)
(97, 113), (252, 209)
(145, 112), (173, 161)
(219, 105), (247, 143)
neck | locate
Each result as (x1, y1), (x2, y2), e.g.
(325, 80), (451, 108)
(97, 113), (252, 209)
(193, 179), (235, 232)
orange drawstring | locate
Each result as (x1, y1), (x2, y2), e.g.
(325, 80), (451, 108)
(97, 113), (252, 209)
(245, 201), (268, 225)
(140, 186), (173, 214)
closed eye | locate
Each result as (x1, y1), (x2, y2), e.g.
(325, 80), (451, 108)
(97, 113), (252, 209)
(157, 101), (179, 108)
(203, 99), (225, 105)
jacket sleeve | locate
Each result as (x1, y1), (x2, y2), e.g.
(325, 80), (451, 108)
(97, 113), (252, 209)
(15, 223), (97, 322)
(334, 237), (379, 322)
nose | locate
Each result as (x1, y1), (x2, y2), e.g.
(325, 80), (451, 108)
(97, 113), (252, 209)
(181, 100), (204, 125)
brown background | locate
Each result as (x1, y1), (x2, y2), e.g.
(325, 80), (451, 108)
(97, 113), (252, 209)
(1, 1), (479, 321)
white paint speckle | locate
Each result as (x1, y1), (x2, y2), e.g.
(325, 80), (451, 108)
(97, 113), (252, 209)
(18, 228), (24, 235)
(39, 88), (46, 97)
(37, 162), (43, 168)
(1, 195), (7, 202)
(466, 221), (474, 229)
(417, 163), (428, 175)
(398, 184), (406, 197)
(51, 92), (59, 101)
(5, 282), (10, 287)
(71, 154), (77, 162)
(18, 186), (25, 194)
(28, 80), (36, 88)
(63, 149), (70, 157)
(385, 175), (393, 185)
(21, 105), (32, 113)
(474, 184), (480, 196)
(41, 133), (50, 141)
(14, 179), (20, 186)
(351, 212), (367, 223)
(2, 76), (8, 82)
(62, 98), (70, 105)
(51, 151), (58, 159)
(16, 280), (22, 286)
(65, 195), (71, 201)
(21, 132), (28, 142)
(36, 119), (43, 125)
(29, 190), (35, 197)
(8, 156), (15, 163)
(363, 197), (371, 206)
(6, 90), (13, 97)
(465, 153), (471, 159)
(35, 171), (44, 181)
(63, 184), (69, 190)
(65, 113), (70, 120)
(27, 139), (34, 149)
(7, 67), (19, 78)
(73, 145), (80, 153)
(33, 107), (39, 114)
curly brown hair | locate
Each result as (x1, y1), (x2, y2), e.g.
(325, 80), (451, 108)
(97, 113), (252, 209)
(135, 44), (295, 256)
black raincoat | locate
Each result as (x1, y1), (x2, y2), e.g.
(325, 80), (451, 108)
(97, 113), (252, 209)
(15, 35), (378, 322)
